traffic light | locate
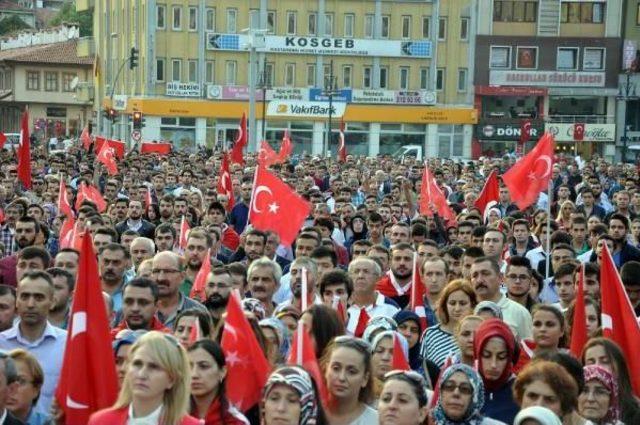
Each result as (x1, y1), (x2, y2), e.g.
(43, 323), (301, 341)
(133, 111), (143, 130)
(130, 47), (139, 70)
(104, 108), (117, 121)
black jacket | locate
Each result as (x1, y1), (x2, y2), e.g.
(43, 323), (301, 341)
(115, 219), (156, 239)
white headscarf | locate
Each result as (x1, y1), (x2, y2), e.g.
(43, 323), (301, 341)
(514, 406), (563, 425)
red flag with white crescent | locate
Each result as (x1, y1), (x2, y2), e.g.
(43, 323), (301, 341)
(337, 121), (346, 163)
(216, 153), (235, 211)
(230, 113), (247, 165)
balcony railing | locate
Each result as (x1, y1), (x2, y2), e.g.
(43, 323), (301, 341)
(548, 115), (614, 124)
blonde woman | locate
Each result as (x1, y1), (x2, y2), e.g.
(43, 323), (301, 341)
(556, 200), (576, 231)
(89, 331), (200, 425)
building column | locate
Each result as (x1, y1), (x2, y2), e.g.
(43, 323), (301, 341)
(426, 124), (439, 157)
(312, 121), (325, 156)
(195, 118), (207, 147)
(463, 124), (473, 158)
(369, 123), (380, 156)
(142, 116), (161, 141)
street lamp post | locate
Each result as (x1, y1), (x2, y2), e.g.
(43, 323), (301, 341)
(258, 66), (271, 143)
(617, 70), (638, 163)
(322, 60), (340, 158)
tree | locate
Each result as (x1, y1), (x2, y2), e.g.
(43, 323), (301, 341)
(50, 3), (92, 37)
(0, 15), (32, 36)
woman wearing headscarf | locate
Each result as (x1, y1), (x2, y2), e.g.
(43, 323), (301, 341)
(345, 215), (368, 254)
(259, 318), (291, 367)
(578, 365), (623, 425)
(393, 311), (423, 371)
(473, 319), (519, 424)
(261, 366), (327, 425)
(429, 364), (506, 425)
(514, 406), (563, 425)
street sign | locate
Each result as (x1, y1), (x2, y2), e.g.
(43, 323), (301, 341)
(131, 130), (141, 142)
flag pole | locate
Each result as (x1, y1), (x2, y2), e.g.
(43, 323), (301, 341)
(296, 321), (304, 365)
(544, 178), (552, 280)
(301, 267), (309, 312)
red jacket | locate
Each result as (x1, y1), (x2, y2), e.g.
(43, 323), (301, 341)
(88, 407), (202, 424)
(110, 316), (170, 339)
(222, 226), (240, 251)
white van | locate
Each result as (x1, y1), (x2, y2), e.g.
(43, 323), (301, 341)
(392, 145), (423, 161)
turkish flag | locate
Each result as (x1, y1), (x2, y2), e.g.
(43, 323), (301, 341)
(249, 166), (311, 246)
(392, 333), (411, 371)
(80, 126), (92, 151)
(55, 233), (119, 424)
(230, 113), (247, 165)
(145, 187), (153, 212)
(409, 254), (428, 330)
(600, 244), (640, 396)
(258, 140), (280, 167)
(287, 322), (329, 406)
(96, 144), (118, 175)
(337, 121), (347, 163)
(474, 170), (500, 216)
(216, 153), (235, 212)
(17, 108), (31, 189)
(189, 249), (211, 302)
(520, 120), (532, 144)
(75, 182), (107, 213)
(278, 131), (293, 163)
(59, 215), (76, 249)
(140, 142), (172, 155)
(570, 265), (588, 358)
(0, 132), (6, 149)
(188, 317), (202, 346)
(574, 123), (585, 141)
(221, 291), (271, 412)
(502, 132), (555, 210)
(331, 296), (347, 326)
(57, 178), (73, 218)
(419, 164), (456, 223)
(95, 138), (125, 159)
(177, 215), (190, 253)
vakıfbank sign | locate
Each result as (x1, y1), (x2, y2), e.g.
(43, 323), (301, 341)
(206, 33), (432, 58)
(545, 123), (615, 142)
(267, 101), (347, 118)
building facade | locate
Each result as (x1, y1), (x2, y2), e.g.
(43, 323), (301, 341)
(617, 0), (640, 162)
(0, 25), (94, 140)
(80, 0), (478, 157)
(474, 0), (623, 160)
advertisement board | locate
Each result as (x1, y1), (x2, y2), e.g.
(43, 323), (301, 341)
(267, 101), (346, 118)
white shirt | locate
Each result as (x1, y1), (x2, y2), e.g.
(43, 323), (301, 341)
(128, 403), (163, 425)
(346, 292), (400, 335)
(496, 294), (533, 340)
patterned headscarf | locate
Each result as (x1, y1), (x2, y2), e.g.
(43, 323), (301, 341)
(372, 330), (409, 360)
(363, 315), (397, 343)
(241, 297), (266, 320)
(262, 366), (318, 425)
(583, 365), (620, 424)
(433, 364), (486, 425)
(259, 318), (291, 364)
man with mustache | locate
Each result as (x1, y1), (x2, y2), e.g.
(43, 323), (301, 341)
(278, 257), (321, 311)
(110, 277), (168, 338)
(98, 243), (130, 316)
(180, 229), (212, 297)
(0, 217), (40, 287)
(247, 257), (282, 318)
(203, 266), (234, 321)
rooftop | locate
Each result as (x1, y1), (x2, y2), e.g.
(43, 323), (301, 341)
(0, 38), (93, 65)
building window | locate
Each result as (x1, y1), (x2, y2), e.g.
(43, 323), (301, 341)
(381, 16), (390, 38)
(284, 63), (295, 86)
(399, 67), (409, 90)
(422, 17), (431, 38)
(225, 61), (236, 85)
(344, 14), (355, 37)
(490, 46), (511, 68)
(401, 16), (411, 39)
(557, 47), (579, 70)
(583, 48), (605, 70)
(188, 7), (197, 31)
(188, 60), (197, 82)
(264, 63), (274, 87)
(267, 11), (276, 34)
(156, 58), (165, 82)
(516, 46), (538, 69)
(157, 5), (166, 29)
(457, 68), (468, 92)
(226, 9), (237, 33)
(436, 68), (445, 91)
(287, 11), (297, 35)
(171, 59), (181, 81)
(44, 72), (58, 91)
(172, 6), (181, 30)
(307, 64), (316, 86)
(494, 1), (538, 22)
(324, 13), (334, 36)
(363, 66), (372, 88)
(26, 71), (39, 91)
(365, 14), (374, 38)
(205, 61), (214, 83)
(308, 13), (317, 35)
(249, 9), (260, 30)
(438, 17), (447, 40)
(206, 8), (215, 31)
(342, 65), (352, 88)
(561, 2), (605, 24)
(379, 67), (388, 89)
(62, 73), (76, 92)
(420, 68), (429, 89)
(460, 17), (469, 41)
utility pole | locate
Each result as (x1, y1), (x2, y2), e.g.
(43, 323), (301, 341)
(258, 64), (271, 142)
(322, 60), (339, 158)
(617, 69), (638, 163)
(243, 27), (267, 153)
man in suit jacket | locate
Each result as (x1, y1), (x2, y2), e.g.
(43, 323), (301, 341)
(0, 353), (25, 424)
(115, 200), (156, 239)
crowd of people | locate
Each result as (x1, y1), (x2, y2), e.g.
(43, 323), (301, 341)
(0, 141), (636, 425)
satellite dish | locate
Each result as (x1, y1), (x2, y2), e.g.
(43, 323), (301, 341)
(70, 76), (79, 90)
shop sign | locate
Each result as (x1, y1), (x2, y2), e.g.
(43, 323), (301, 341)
(206, 33), (432, 58)
(545, 123), (615, 142)
(309, 88), (352, 102)
(489, 70), (605, 87)
(166, 82), (201, 97)
(475, 86), (547, 96)
(112, 95), (127, 111)
(352, 89), (437, 105)
(477, 121), (544, 141)
(206, 85), (308, 101)
(267, 101), (346, 118)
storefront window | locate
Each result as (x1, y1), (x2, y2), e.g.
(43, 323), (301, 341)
(438, 125), (465, 158)
(380, 124), (425, 156)
(160, 117), (196, 152)
(265, 121), (312, 155)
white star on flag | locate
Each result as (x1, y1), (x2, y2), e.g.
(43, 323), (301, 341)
(226, 351), (242, 366)
(268, 202), (280, 214)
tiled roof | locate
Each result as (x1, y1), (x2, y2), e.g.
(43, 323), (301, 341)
(0, 39), (93, 66)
